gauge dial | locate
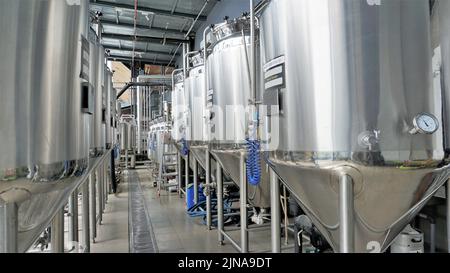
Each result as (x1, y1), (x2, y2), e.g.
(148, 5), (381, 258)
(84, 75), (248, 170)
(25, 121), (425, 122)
(412, 113), (439, 134)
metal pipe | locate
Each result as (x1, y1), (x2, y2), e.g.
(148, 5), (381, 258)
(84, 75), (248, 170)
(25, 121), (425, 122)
(177, 152), (182, 197)
(220, 229), (242, 252)
(240, 152), (249, 253)
(51, 208), (65, 253)
(68, 189), (79, 243)
(203, 25), (211, 97)
(250, 0), (257, 104)
(125, 150), (129, 169)
(98, 168), (103, 225)
(165, 43), (183, 74)
(339, 174), (354, 253)
(82, 180), (90, 252)
(193, 159), (198, 204)
(185, 153), (190, 205)
(89, 173), (97, 241)
(270, 169), (281, 253)
(185, 0), (210, 38)
(217, 161), (224, 244)
(206, 149), (212, 229)
(0, 202), (18, 253)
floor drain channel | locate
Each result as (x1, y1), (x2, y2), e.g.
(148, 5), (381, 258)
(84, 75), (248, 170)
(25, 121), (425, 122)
(128, 170), (158, 253)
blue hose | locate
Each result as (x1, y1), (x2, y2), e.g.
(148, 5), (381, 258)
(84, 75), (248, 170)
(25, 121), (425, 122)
(246, 138), (261, 186)
(181, 138), (189, 156)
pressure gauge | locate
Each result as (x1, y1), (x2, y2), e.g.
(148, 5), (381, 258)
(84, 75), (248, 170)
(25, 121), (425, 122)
(409, 113), (439, 135)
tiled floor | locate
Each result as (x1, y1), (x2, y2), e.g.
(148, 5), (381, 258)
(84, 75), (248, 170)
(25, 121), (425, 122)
(90, 166), (296, 253)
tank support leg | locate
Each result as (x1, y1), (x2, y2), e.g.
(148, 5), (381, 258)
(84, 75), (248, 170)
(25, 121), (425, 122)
(0, 202), (18, 253)
(339, 174), (354, 253)
(51, 208), (65, 253)
(90, 173), (97, 242)
(69, 189), (79, 244)
(217, 162), (224, 245)
(82, 179), (90, 252)
(240, 152), (249, 253)
(193, 159), (198, 204)
(447, 181), (450, 253)
(185, 153), (190, 205)
(270, 169), (281, 253)
(206, 149), (212, 230)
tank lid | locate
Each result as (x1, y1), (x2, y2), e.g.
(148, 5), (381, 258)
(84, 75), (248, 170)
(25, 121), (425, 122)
(210, 14), (252, 44)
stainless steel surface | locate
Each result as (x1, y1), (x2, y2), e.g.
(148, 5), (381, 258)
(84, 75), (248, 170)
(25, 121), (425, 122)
(105, 70), (113, 148)
(68, 190), (79, 243)
(185, 151), (190, 206)
(0, 202), (18, 253)
(171, 71), (187, 144)
(260, 0), (449, 252)
(339, 175), (354, 253)
(240, 153), (249, 253)
(217, 162), (224, 244)
(440, 0), (450, 151)
(51, 209), (64, 253)
(0, 0), (90, 253)
(448, 182), (450, 253)
(270, 169), (280, 253)
(206, 15), (271, 209)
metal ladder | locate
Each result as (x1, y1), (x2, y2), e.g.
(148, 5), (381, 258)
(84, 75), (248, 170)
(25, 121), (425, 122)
(156, 146), (178, 196)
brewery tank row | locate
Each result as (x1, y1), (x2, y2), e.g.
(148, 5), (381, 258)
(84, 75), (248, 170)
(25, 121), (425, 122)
(164, 0), (450, 253)
(0, 0), (119, 252)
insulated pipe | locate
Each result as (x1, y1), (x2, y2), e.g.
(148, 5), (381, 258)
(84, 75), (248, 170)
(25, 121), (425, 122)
(270, 169), (281, 253)
(51, 209), (65, 253)
(339, 175), (354, 253)
(0, 202), (18, 253)
(68, 190), (79, 243)
(240, 152), (249, 253)
(82, 180), (90, 252)
(217, 161), (224, 245)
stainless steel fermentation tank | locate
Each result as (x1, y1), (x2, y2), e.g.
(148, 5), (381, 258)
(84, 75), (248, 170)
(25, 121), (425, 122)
(259, 0), (450, 252)
(0, 0), (90, 252)
(171, 71), (188, 152)
(206, 16), (270, 208)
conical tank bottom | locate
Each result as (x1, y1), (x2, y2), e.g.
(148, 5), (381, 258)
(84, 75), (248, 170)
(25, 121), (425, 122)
(211, 149), (271, 208)
(269, 157), (450, 252)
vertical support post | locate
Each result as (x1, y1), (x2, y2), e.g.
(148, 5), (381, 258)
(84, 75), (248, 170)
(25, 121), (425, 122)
(82, 179), (90, 252)
(51, 208), (65, 253)
(177, 152), (182, 196)
(270, 169), (281, 253)
(193, 159), (199, 204)
(90, 173), (97, 242)
(0, 202), (18, 253)
(206, 149), (212, 230)
(339, 174), (354, 253)
(68, 189), (79, 243)
(240, 152), (248, 253)
(185, 153), (190, 205)
(217, 161), (224, 245)
(98, 168), (103, 225)
(447, 181), (450, 253)
(125, 150), (129, 169)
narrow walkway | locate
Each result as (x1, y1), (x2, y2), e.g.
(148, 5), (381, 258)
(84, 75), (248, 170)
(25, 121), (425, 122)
(90, 180), (129, 253)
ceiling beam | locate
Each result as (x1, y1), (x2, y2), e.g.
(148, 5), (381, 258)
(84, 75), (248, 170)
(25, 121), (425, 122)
(91, 0), (207, 21)
(105, 46), (178, 58)
(107, 55), (173, 67)
(102, 33), (187, 46)
(101, 18), (192, 37)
